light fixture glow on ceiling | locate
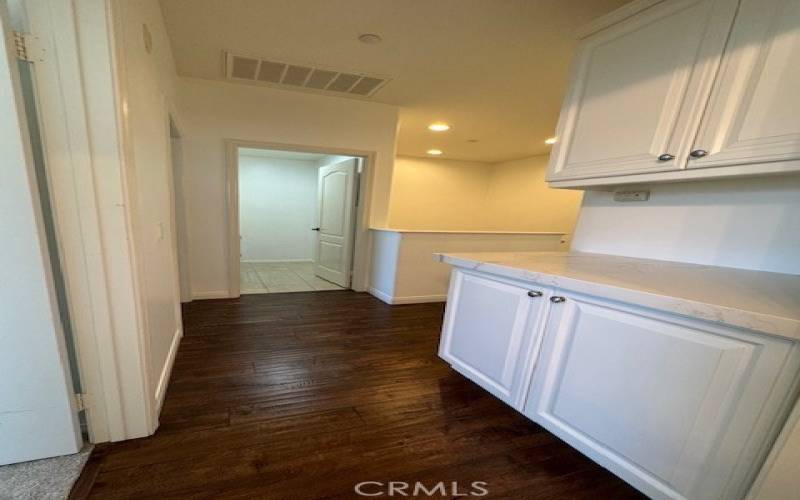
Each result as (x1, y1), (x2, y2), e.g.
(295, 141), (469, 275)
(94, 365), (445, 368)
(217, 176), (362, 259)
(545, 137), (558, 145)
(427, 149), (443, 156)
(428, 123), (451, 132)
(358, 33), (383, 44)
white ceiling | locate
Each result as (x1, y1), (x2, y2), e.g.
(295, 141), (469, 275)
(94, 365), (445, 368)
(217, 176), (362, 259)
(238, 148), (329, 161)
(160, 0), (631, 162)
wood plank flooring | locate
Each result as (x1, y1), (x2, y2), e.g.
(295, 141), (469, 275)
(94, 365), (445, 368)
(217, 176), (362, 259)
(77, 291), (645, 499)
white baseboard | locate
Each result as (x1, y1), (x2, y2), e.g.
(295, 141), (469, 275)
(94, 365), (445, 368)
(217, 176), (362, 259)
(367, 286), (394, 304)
(392, 294), (447, 304)
(241, 259), (313, 264)
(191, 290), (232, 300)
(367, 286), (446, 305)
(155, 326), (182, 413)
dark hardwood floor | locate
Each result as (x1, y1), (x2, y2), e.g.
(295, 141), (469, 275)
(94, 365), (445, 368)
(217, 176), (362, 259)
(77, 291), (644, 499)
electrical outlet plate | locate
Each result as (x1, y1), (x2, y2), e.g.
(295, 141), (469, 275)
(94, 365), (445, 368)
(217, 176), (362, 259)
(613, 190), (650, 202)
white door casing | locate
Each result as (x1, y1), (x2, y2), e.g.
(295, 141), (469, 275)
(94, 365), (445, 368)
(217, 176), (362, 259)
(547, 0), (739, 181)
(688, 0), (800, 170)
(438, 270), (551, 408)
(313, 158), (358, 288)
(525, 293), (800, 500)
(0, 3), (82, 464)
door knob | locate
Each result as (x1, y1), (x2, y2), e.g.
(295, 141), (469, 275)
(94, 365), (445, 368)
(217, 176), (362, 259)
(527, 290), (543, 298)
(550, 296), (566, 303)
(689, 149), (708, 158)
(311, 227), (320, 231)
(657, 153), (675, 161)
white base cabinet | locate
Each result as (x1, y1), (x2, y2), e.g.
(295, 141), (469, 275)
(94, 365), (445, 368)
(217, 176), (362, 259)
(439, 269), (800, 500)
(438, 270), (551, 409)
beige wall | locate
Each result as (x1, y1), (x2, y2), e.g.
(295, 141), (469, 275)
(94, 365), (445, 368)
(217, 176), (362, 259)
(178, 78), (399, 296)
(113, 0), (182, 407)
(387, 154), (583, 245)
(485, 155), (583, 246)
(388, 156), (493, 229)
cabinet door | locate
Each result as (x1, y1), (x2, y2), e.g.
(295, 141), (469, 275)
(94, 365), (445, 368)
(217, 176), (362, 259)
(524, 294), (800, 500)
(439, 270), (550, 409)
(547, 0), (738, 181)
(688, 0), (800, 171)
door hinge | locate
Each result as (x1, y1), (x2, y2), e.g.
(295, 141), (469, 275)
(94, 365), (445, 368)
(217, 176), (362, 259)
(74, 393), (90, 412)
(13, 32), (46, 63)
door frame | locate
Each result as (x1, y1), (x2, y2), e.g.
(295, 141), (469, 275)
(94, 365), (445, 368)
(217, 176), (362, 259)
(225, 139), (375, 297)
(167, 114), (192, 304)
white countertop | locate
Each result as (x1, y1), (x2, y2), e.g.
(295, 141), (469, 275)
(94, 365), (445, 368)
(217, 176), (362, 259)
(370, 228), (565, 235)
(437, 251), (800, 340)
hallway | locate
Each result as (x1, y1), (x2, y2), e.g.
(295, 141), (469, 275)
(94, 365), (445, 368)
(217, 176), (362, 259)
(240, 261), (345, 294)
(76, 292), (643, 499)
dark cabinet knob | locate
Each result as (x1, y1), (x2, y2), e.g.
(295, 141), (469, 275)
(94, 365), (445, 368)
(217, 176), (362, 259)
(527, 290), (543, 298)
(657, 153), (675, 161)
(550, 296), (566, 303)
(689, 149), (708, 158)
(311, 227), (320, 231)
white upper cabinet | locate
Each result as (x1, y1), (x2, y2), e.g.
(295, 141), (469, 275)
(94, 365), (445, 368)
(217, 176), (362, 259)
(547, 0), (800, 187)
(688, 0), (800, 170)
(548, 0), (738, 181)
(438, 270), (550, 409)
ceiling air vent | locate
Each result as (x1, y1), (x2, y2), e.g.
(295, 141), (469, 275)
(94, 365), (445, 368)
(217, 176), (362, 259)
(224, 52), (390, 98)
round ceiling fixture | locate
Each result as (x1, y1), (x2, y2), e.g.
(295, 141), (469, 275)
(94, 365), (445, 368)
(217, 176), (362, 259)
(545, 137), (558, 145)
(428, 123), (451, 132)
(358, 33), (383, 44)
(427, 149), (443, 156)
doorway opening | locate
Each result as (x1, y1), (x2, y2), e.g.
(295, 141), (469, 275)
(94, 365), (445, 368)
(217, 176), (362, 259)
(230, 144), (366, 295)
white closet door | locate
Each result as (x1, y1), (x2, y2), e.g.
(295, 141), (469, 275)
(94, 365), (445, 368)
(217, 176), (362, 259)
(0, 4), (81, 464)
(547, 0), (738, 181)
(313, 158), (357, 287)
(688, 0), (800, 170)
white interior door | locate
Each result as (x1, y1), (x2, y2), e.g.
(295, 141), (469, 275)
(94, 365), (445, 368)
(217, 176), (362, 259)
(0, 5), (82, 464)
(313, 158), (358, 287)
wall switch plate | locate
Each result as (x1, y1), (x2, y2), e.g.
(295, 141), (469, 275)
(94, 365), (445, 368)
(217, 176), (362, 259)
(613, 190), (650, 202)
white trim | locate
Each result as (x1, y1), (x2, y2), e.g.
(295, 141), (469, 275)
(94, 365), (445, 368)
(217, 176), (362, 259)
(242, 259), (313, 264)
(22, 0), (139, 443)
(575, 0), (665, 39)
(167, 107), (192, 304)
(369, 228), (566, 236)
(367, 287), (446, 305)
(154, 327), (182, 413)
(392, 294), (447, 304)
(108, 0), (156, 437)
(549, 160), (800, 189)
(226, 139), (376, 298)
(367, 286), (394, 304)
(192, 289), (234, 300)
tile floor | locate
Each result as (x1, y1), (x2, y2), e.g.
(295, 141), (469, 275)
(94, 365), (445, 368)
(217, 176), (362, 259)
(240, 261), (344, 294)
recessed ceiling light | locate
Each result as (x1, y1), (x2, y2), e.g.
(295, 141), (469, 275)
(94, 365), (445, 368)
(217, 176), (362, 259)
(427, 149), (443, 156)
(467, 139), (478, 143)
(428, 123), (450, 132)
(358, 33), (382, 44)
(545, 137), (558, 145)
